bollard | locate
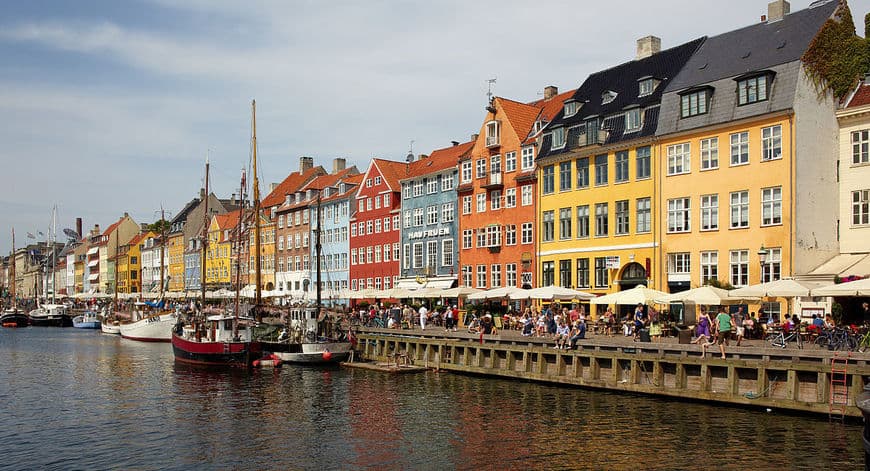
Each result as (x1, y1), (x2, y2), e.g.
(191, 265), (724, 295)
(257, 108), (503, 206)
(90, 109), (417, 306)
(857, 382), (870, 471)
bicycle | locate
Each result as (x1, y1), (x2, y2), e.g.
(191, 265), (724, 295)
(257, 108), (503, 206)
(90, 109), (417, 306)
(815, 327), (857, 351)
(766, 327), (802, 349)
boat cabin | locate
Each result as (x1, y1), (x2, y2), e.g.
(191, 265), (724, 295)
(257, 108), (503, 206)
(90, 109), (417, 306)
(180, 315), (255, 343)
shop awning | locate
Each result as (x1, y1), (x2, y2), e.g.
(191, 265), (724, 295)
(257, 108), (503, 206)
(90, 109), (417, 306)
(88, 273), (99, 281)
(396, 278), (456, 290)
(807, 253), (870, 277)
(87, 259), (99, 267)
(87, 247), (99, 255)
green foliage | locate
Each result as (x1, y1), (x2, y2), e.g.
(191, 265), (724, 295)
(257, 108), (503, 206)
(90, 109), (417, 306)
(802, 2), (870, 99)
(832, 301), (844, 326)
(704, 278), (735, 290)
(865, 11), (870, 39)
(148, 219), (171, 234)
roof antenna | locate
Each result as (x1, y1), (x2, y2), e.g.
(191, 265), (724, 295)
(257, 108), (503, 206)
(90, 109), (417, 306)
(406, 140), (415, 163)
(486, 78), (497, 110)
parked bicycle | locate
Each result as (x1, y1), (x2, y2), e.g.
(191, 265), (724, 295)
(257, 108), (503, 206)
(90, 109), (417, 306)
(766, 327), (803, 349)
(814, 327), (856, 351)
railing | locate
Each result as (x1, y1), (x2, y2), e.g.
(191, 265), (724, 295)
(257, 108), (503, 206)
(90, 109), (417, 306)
(486, 135), (499, 147)
(488, 171), (502, 186)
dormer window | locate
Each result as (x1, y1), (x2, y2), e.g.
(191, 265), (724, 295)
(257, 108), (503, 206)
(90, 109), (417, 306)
(486, 120), (500, 147)
(551, 127), (566, 149)
(625, 107), (643, 132)
(365, 179), (372, 188)
(532, 119), (546, 135)
(679, 87), (713, 118)
(735, 71), (773, 105)
(563, 100), (579, 117)
(638, 77), (656, 97)
(374, 176), (382, 186)
(602, 91), (617, 105)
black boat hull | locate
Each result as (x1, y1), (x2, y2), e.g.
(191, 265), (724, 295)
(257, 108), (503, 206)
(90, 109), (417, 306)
(29, 315), (73, 327)
(0, 313), (30, 327)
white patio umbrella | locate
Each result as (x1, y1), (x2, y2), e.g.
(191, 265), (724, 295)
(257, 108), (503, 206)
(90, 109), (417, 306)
(657, 286), (758, 305)
(729, 278), (812, 298)
(589, 285), (669, 305)
(467, 286), (524, 301)
(439, 287), (483, 298)
(812, 278), (870, 296)
(509, 285), (595, 301)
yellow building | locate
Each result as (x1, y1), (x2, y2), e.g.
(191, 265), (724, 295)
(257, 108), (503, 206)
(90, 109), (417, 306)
(167, 232), (185, 292)
(536, 37), (703, 315)
(205, 210), (241, 289)
(654, 2), (842, 322)
(115, 232), (150, 293)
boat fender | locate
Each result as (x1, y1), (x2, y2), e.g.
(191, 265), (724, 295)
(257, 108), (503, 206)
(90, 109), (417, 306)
(322, 351), (333, 361)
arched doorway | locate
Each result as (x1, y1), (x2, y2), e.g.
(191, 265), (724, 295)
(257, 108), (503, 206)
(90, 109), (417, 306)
(618, 262), (647, 290)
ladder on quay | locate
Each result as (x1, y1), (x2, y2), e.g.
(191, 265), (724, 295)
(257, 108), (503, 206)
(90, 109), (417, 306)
(829, 352), (850, 421)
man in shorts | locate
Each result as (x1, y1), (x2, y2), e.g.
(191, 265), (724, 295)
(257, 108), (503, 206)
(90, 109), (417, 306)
(715, 307), (733, 360)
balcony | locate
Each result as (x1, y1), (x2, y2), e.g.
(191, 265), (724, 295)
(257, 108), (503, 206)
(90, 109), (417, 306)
(485, 135), (500, 148)
(481, 171), (504, 189)
(576, 130), (608, 148)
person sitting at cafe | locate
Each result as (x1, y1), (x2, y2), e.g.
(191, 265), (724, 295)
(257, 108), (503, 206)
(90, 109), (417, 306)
(568, 319), (587, 349)
(554, 320), (571, 349)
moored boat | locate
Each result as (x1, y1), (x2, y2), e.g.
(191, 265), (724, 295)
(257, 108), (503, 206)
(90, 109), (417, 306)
(101, 315), (121, 334)
(119, 311), (177, 342)
(0, 308), (29, 328)
(260, 307), (352, 364)
(72, 311), (101, 329)
(171, 314), (261, 367)
(29, 304), (72, 327)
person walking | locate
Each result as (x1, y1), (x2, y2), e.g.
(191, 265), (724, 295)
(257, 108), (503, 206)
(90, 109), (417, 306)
(715, 307), (733, 360)
(419, 304), (428, 330)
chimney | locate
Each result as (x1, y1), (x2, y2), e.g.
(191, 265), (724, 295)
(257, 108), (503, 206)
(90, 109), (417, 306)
(544, 86), (558, 100)
(140, 223), (149, 232)
(636, 35), (661, 60)
(270, 183), (279, 193)
(123, 212), (129, 218)
(231, 193), (236, 205)
(76, 218), (82, 238)
(199, 187), (205, 199)
(767, 0), (790, 22)
(451, 140), (459, 146)
(471, 133), (479, 142)
(333, 158), (346, 173)
(300, 156), (314, 172)
(92, 224), (101, 236)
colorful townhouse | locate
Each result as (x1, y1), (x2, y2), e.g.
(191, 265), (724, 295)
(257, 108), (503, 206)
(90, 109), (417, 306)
(98, 214), (139, 294)
(655, 0), (846, 319)
(204, 209), (242, 290)
(114, 232), (149, 294)
(397, 140), (473, 290)
(536, 37), (703, 303)
(350, 159), (406, 292)
(310, 172), (362, 306)
(458, 86), (573, 290)
(180, 189), (241, 293)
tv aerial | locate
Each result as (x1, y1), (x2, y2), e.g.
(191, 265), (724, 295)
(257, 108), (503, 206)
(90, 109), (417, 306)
(62, 228), (81, 242)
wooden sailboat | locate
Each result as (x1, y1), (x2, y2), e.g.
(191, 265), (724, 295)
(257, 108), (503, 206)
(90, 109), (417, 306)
(171, 104), (262, 367)
(1, 229), (29, 327)
(28, 207), (72, 327)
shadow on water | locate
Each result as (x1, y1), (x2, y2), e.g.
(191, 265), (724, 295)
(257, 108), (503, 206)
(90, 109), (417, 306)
(0, 328), (864, 470)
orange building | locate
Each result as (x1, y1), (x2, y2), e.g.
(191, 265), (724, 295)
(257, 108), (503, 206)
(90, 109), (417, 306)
(458, 86), (573, 290)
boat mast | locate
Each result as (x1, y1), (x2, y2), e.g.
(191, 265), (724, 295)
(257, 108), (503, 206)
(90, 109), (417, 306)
(200, 155), (210, 311)
(315, 192), (322, 322)
(113, 223), (119, 311)
(159, 206), (166, 301)
(251, 99), (262, 307)
(50, 206), (57, 304)
(233, 170), (246, 337)
(9, 229), (15, 310)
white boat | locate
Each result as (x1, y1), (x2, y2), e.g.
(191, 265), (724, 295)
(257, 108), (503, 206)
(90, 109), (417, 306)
(29, 304), (72, 327)
(101, 319), (121, 335)
(118, 304), (177, 342)
(72, 311), (101, 329)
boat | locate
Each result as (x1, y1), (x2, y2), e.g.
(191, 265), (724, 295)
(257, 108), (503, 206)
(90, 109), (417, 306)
(29, 303), (72, 327)
(101, 316), (121, 334)
(118, 302), (177, 342)
(171, 109), (262, 368)
(1, 229), (29, 328)
(72, 310), (101, 329)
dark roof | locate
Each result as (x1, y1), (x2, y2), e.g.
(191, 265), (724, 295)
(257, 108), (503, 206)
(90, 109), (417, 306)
(538, 37), (704, 158)
(665, 0), (838, 92)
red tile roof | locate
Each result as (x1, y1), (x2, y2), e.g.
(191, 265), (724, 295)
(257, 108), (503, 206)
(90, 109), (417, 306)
(369, 158), (411, 192)
(302, 167), (358, 191)
(403, 140), (474, 179)
(261, 166), (326, 208)
(847, 84), (870, 108)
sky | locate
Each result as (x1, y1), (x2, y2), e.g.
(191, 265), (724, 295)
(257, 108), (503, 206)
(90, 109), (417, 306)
(1, 0), (868, 254)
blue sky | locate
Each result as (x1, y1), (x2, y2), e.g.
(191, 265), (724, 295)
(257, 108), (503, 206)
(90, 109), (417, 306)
(1, 0), (867, 252)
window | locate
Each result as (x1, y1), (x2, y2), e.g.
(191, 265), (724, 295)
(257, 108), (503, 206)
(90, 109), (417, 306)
(636, 146), (650, 180)
(521, 146), (534, 170)
(505, 151), (517, 172)
(375, 219), (381, 233)
(486, 121), (500, 147)
(667, 197), (690, 233)
(366, 179), (372, 188)
(542, 210), (555, 242)
(668, 253), (690, 276)
(476, 228), (486, 248)
(730, 132), (749, 165)
(374, 247), (381, 263)
(559, 207), (572, 240)
(701, 251), (718, 285)
(441, 173), (454, 191)
(366, 247), (373, 264)
(636, 198), (651, 233)
(615, 151), (629, 183)
(576, 205), (589, 238)
(541, 261), (555, 287)
(383, 244), (390, 262)
(576, 158), (589, 188)
(383, 193), (391, 207)
(366, 198), (372, 211)
(505, 224), (517, 245)
(413, 243), (424, 268)
(700, 138), (718, 170)
(730, 250), (749, 287)
(576, 258), (590, 288)
(559, 161), (571, 191)
(393, 243), (399, 261)
(594, 154), (608, 186)
(625, 108), (642, 131)
(521, 185), (533, 206)
(476, 193), (486, 213)
(505, 188), (516, 208)
(278, 215), (284, 229)
(521, 223), (533, 244)
(552, 127), (566, 148)
(602, 90), (617, 104)
(402, 183), (411, 200)
(462, 230), (472, 249)
(490, 190), (502, 210)
(761, 247), (782, 283)
(542, 165), (555, 194)
(476, 159), (486, 178)
(427, 206), (438, 225)
(853, 190), (870, 225)
(442, 202), (454, 223)
(737, 75), (769, 105)
(384, 217), (390, 232)
(852, 130), (869, 164)
(413, 208), (424, 227)
(558, 260), (572, 288)
(730, 191), (749, 228)
(761, 187), (782, 226)
(413, 180), (424, 197)
(426, 241), (438, 269)
(490, 154), (501, 175)
(506, 263), (517, 288)
(680, 90), (709, 117)
(638, 78), (655, 97)
(595, 203), (608, 237)
(403, 210), (412, 228)
(491, 264), (502, 287)
(374, 196), (381, 209)
(462, 195), (472, 215)
(476, 265), (487, 288)
(615, 200), (629, 235)
(594, 257), (608, 288)
(761, 125), (782, 161)
(461, 161), (472, 183)
(667, 143), (690, 175)
(564, 100), (579, 117)
(462, 266), (472, 287)
(700, 194), (718, 231)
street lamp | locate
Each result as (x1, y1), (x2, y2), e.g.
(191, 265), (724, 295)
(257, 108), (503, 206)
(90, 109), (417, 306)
(757, 245), (768, 282)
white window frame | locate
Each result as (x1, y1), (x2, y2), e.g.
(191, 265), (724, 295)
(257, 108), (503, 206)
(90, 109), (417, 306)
(505, 151), (517, 172)
(700, 137), (718, 170)
(667, 143), (690, 175)
(521, 185), (533, 206)
(730, 249), (749, 287)
(853, 189), (870, 226)
(700, 251), (718, 285)
(852, 130), (870, 165)
(730, 190), (749, 229)
(730, 131), (749, 166)
(521, 222), (533, 244)
(761, 125), (782, 161)
(461, 161), (472, 183)
(476, 193), (486, 213)
(700, 194), (718, 231)
(667, 197), (691, 233)
(521, 146), (534, 170)
(761, 186), (782, 226)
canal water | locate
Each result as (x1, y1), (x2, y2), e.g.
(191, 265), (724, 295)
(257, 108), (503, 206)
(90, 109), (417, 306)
(0, 328), (863, 470)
